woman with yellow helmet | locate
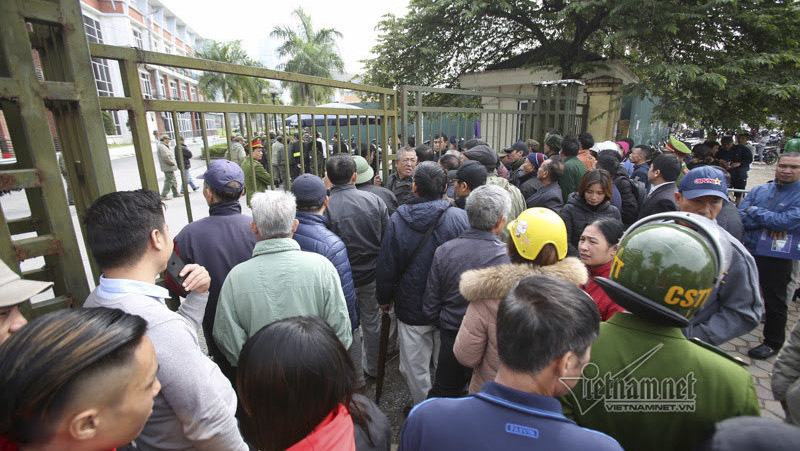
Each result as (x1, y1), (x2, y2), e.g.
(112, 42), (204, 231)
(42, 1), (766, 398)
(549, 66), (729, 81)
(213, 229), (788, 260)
(453, 207), (589, 393)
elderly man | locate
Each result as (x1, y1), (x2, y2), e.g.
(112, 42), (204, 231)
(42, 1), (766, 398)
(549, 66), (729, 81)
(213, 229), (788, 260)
(157, 135), (181, 200)
(423, 185), (511, 399)
(463, 144), (525, 231)
(526, 156), (565, 211)
(83, 190), (247, 450)
(385, 147), (418, 205)
(214, 190), (352, 367)
(377, 162), (469, 405)
(742, 151), (800, 359)
(401, 275), (622, 451)
(0, 260), (53, 345)
(675, 166), (762, 345)
(325, 153), (389, 380)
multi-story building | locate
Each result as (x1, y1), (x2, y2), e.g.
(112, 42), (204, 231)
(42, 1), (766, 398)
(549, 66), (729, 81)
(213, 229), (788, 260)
(80, 0), (220, 143)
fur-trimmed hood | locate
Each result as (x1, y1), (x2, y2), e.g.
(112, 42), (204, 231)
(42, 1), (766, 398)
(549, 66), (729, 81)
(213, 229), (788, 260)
(459, 257), (588, 302)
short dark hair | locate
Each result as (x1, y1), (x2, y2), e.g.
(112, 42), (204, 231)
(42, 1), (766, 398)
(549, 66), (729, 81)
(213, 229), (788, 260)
(497, 275), (600, 375)
(544, 156), (565, 182)
(780, 151), (800, 161)
(721, 136), (734, 145)
(588, 218), (625, 246)
(434, 133), (448, 142)
(413, 161), (447, 200)
(439, 154), (460, 172)
(633, 145), (653, 163)
(0, 308), (148, 445)
(595, 154), (620, 175)
(579, 169), (614, 201)
(598, 148), (621, 162)
(207, 180), (243, 203)
(560, 136), (580, 157)
(463, 139), (487, 150)
(84, 190), (165, 270)
(415, 145), (434, 162)
(578, 132), (594, 151)
(407, 136), (416, 147)
(652, 154), (682, 182)
(326, 154), (357, 185)
(237, 317), (361, 451)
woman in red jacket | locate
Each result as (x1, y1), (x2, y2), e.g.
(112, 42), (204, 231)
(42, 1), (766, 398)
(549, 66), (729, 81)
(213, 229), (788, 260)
(579, 218), (626, 321)
(237, 316), (391, 451)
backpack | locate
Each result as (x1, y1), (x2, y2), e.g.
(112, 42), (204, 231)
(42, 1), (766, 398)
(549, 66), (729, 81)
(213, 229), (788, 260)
(629, 177), (647, 211)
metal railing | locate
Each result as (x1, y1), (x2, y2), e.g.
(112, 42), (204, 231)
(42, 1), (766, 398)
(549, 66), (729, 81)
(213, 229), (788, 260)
(90, 43), (400, 222)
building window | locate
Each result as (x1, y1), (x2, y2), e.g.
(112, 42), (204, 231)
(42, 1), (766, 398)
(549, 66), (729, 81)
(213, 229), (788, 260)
(133, 29), (143, 49)
(193, 113), (202, 130)
(169, 80), (178, 99)
(157, 77), (166, 98)
(91, 58), (114, 96)
(181, 84), (188, 100)
(178, 112), (192, 138)
(161, 113), (174, 140)
(190, 87), (197, 101)
(83, 15), (103, 44)
(139, 72), (153, 99)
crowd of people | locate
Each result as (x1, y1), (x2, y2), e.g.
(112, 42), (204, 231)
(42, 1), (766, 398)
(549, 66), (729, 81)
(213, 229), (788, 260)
(1, 130), (800, 451)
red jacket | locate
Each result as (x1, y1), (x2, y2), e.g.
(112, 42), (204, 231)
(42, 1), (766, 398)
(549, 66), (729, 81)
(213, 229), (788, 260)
(583, 261), (625, 321)
(287, 404), (355, 451)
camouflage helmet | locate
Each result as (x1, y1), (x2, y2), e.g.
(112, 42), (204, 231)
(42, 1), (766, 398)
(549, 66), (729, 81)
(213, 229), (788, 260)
(784, 138), (800, 152)
(594, 212), (732, 327)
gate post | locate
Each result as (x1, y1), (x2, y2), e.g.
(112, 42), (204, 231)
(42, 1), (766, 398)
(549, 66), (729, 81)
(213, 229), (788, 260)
(585, 77), (624, 141)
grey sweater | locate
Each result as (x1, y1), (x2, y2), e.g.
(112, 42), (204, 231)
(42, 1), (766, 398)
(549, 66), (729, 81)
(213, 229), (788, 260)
(84, 289), (247, 451)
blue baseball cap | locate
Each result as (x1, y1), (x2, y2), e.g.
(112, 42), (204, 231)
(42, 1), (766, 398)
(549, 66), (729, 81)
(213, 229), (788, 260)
(679, 166), (728, 200)
(198, 160), (244, 193)
(290, 174), (327, 206)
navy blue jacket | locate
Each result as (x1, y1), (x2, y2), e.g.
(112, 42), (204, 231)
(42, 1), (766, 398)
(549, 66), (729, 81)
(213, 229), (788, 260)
(376, 198), (469, 325)
(294, 211), (358, 329)
(399, 382), (622, 451)
(422, 229), (510, 331)
(631, 163), (650, 190)
(172, 201), (258, 372)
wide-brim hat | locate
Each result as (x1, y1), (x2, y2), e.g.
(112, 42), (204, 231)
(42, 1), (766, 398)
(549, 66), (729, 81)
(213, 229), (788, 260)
(354, 155), (374, 184)
(1, 260), (53, 307)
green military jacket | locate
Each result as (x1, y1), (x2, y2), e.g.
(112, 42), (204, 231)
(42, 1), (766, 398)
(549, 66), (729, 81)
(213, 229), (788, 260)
(560, 156), (587, 201)
(240, 157), (272, 207)
(560, 313), (760, 451)
(213, 238), (352, 367)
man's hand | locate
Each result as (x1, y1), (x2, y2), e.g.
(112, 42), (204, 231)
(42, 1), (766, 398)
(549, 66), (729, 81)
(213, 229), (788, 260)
(770, 230), (788, 240)
(180, 264), (211, 294)
(379, 302), (393, 314)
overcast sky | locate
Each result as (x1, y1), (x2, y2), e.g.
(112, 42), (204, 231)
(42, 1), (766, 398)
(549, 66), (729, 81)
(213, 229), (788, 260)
(164, 0), (410, 75)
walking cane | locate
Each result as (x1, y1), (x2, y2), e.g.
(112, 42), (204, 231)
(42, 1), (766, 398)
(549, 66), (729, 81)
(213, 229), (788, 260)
(375, 312), (391, 404)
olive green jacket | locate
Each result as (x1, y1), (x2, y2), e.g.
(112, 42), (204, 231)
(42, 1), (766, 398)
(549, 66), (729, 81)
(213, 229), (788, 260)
(240, 157), (272, 207)
(560, 313), (760, 451)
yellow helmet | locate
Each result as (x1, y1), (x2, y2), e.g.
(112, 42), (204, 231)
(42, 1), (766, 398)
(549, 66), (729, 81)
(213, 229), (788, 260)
(506, 208), (568, 261)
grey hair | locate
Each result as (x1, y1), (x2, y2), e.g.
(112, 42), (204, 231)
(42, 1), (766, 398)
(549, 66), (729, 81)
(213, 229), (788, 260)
(396, 146), (417, 159)
(465, 185), (511, 231)
(251, 191), (296, 239)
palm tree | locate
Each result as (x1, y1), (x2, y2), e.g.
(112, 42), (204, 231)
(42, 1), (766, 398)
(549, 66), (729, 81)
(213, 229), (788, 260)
(197, 40), (264, 133)
(271, 8), (345, 106)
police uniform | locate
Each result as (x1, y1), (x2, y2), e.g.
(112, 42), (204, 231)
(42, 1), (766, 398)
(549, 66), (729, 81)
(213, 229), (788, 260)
(560, 313), (760, 451)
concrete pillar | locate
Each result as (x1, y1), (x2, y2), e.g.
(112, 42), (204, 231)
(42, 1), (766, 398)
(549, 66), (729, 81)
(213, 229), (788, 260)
(585, 77), (623, 142)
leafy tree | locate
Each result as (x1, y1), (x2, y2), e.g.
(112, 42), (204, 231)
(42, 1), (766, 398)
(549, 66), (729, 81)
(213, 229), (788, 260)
(363, 0), (800, 130)
(271, 7), (345, 106)
(101, 111), (117, 135)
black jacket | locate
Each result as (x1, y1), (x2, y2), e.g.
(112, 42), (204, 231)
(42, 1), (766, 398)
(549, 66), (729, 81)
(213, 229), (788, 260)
(376, 199), (469, 325)
(613, 167), (640, 226)
(525, 181), (563, 212)
(638, 183), (679, 220)
(174, 143), (192, 169)
(422, 228), (510, 331)
(357, 182), (399, 217)
(325, 184), (389, 287)
(517, 172), (542, 200)
(385, 171), (415, 206)
(560, 192), (621, 256)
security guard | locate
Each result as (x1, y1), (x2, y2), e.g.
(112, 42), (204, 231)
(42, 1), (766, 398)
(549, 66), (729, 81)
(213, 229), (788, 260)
(240, 139), (272, 207)
(560, 212), (760, 451)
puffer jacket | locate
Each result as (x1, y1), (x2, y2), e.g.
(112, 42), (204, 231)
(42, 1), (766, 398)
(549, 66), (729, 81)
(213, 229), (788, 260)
(739, 179), (800, 254)
(376, 198), (469, 325)
(454, 258), (588, 393)
(559, 192), (621, 256)
(613, 167), (640, 226)
(294, 211), (358, 330)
